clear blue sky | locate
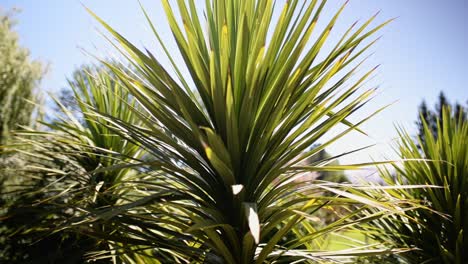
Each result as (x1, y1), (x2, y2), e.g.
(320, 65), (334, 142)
(2, 0), (467, 171)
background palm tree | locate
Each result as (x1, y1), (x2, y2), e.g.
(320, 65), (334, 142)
(364, 106), (468, 263)
(0, 64), (155, 263)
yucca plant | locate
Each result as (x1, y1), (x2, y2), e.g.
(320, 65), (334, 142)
(363, 107), (468, 264)
(46, 0), (428, 262)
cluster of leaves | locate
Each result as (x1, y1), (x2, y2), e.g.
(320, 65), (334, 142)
(364, 107), (468, 264)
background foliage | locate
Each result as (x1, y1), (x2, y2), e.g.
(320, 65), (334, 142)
(416, 91), (467, 146)
(0, 9), (43, 146)
(364, 106), (468, 264)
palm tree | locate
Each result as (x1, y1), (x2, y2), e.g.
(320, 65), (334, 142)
(74, 0), (414, 262)
(5, 0), (421, 263)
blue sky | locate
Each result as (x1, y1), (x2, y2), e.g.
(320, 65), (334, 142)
(2, 0), (467, 171)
